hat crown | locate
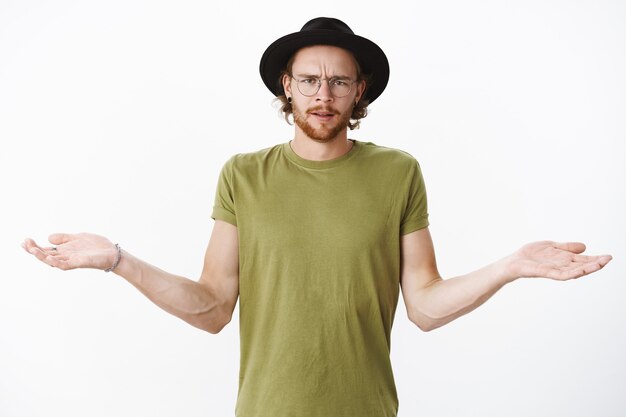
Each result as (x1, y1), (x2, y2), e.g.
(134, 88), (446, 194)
(300, 17), (354, 35)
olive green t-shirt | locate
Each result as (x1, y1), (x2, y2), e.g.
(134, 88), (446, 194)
(211, 139), (429, 417)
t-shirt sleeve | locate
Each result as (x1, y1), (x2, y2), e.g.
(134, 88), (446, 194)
(211, 156), (237, 227)
(400, 158), (429, 235)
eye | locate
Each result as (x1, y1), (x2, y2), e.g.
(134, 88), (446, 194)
(331, 79), (350, 87)
(301, 78), (318, 85)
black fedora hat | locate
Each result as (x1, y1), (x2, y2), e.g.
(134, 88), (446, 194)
(259, 17), (390, 104)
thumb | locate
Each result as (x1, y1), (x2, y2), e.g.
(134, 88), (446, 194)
(48, 233), (75, 245)
(553, 241), (586, 254)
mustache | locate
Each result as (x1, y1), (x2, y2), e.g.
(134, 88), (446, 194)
(306, 106), (339, 115)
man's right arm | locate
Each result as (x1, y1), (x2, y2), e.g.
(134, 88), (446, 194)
(22, 220), (240, 334)
(113, 220), (239, 333)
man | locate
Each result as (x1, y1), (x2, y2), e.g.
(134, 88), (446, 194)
(22, 17), (612, 417)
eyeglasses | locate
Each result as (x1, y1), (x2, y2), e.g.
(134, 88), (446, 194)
(290, 75), (356, 98)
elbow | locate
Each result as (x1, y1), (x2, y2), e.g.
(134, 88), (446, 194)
(407, 291), (449, 332)
(408, 310), (444, 332)
(410, 316), (436, 332)
(204, 325), (224, 335)
(200, 320), (226, 334)
(202, 321), (223, 334)
(193, 310), (233, 334)
(191, 290), (236, 334)
(203, 314), (232, 334)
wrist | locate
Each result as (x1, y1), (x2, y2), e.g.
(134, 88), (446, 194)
(110, 248), (141, 283)
(496, 254), (519, 284)
(104, 243), (122, 272)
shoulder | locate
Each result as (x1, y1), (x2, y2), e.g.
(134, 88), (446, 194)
(357, 140), (423, 171)
(225, 143), (283, 171)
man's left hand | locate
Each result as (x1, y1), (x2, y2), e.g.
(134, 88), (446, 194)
(505, 241), (613, 281)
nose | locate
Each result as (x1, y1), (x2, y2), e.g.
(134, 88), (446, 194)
(315, 79), (334, 102)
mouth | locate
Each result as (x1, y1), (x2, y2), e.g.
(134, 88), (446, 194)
(309, 111), (336, 122)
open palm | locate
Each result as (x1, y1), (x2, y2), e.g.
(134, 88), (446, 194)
(507, 240), (612, 281)
(22, 232), (118, 271)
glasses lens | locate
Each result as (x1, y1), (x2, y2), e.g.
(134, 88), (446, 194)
(297, 78), (319, 96)
(330, 80), (352, 97)
(295, 77), (353, 97)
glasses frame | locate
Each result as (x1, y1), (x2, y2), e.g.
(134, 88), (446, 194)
(289, 75), (357, 98)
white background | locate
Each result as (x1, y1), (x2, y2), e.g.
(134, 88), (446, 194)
(1, 1), (624, 416)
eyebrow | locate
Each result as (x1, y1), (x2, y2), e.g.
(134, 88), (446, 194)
(294, 73), (353, 80)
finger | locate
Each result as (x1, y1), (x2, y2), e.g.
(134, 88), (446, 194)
(561, 260), (607, 280)
(23, 239), (58, 256)
(27, 245), (57, 267)
(553, 242), (586, 254)
(572, 254), (613, 265)
(46, 256), (77, 271)
(544, 266), (583, 281)
(44, 250), (69, 260)
(571, 254), (600, 263)
(573, 262), (604, 277)
(599, 254), (613, 265)
(23, 238), (44, 253)
(31, 247), (75, 269)
(48, 233), (75, 245)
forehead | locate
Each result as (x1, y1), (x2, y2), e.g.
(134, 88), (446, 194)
(291, 45), (359, 76)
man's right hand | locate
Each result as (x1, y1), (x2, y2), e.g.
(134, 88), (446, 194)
(21, 221), (239, 334)
(21, 232), (119, 271)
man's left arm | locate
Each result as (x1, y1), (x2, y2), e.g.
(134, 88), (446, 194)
(400, 227), (613, 332)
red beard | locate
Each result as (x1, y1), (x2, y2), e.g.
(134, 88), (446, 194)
(293, 103), (352, 142)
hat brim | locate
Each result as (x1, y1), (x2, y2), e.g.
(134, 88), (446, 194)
(259, 29), (389, 104)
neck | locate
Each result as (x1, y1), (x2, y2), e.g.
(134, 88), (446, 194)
(290, 129), (353, 161)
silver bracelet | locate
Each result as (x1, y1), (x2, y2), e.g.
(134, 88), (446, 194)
(105, 243), (122, 272)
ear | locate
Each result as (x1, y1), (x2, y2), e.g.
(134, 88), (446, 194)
(354, 79), (367, 104)
(281, 73), (292, 97)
